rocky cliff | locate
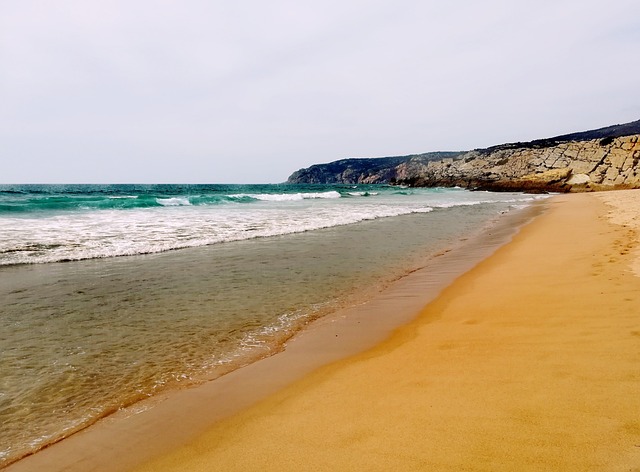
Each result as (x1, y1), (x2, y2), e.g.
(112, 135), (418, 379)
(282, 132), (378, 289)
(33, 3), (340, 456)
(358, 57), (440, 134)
(286, 152), (464, 184)
(287, 120), (640, 192)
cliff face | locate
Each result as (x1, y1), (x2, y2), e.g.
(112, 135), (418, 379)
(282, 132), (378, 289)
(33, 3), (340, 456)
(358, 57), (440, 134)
(287, 152), (463, 184)
(398, 134), (640, 192)
(287, 120), (640, 192)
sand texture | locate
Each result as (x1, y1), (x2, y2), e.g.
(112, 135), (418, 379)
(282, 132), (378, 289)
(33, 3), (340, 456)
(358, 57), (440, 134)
(134, 191), (640, 472)
(596, 190), (640, 278)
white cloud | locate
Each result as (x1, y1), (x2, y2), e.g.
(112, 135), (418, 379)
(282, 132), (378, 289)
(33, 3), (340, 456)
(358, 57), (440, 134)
(1, 0), (639, 182)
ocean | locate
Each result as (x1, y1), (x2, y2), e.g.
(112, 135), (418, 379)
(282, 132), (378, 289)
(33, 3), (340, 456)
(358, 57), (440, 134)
(0, 183), (545, 466)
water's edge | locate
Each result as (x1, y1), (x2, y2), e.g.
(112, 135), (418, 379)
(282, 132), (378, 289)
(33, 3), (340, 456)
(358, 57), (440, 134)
(5, 199), (549, 472)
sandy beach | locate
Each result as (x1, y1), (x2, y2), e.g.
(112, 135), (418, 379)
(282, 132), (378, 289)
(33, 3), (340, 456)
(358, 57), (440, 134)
(130, 191), (640, 472)
(6, 191), (640, 472)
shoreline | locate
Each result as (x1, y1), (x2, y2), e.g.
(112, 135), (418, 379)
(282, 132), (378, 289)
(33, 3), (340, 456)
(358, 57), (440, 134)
(4, 199), (544, 471)
(130, 190), (640, 471)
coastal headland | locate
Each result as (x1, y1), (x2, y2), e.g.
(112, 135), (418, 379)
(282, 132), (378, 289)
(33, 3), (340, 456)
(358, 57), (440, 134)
(288, 119), (640, 193)
(128, 190), (640, 471)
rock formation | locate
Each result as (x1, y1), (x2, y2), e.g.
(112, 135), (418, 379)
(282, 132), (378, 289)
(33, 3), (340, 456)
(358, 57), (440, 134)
(287, 120), (640, 192)
(286, 152), (463, 185)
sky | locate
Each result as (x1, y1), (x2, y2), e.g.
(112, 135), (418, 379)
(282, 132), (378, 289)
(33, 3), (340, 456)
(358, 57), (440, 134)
(1, 0), (639, 184)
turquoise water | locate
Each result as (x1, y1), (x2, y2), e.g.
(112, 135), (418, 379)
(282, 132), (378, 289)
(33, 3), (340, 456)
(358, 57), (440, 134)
(0, 184), (545, 466)
(0, 184), (435, 265)
(0, 183), (399, 214)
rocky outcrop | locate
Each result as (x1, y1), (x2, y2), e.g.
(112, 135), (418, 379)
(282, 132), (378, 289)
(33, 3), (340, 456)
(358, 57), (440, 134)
(287, 120), (640, 192)
(399, 134), (640, 192)
(287, 152), (463, 184)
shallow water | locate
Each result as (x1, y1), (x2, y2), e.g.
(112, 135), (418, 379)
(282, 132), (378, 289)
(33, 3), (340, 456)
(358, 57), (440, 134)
(0, 185), (545, 465)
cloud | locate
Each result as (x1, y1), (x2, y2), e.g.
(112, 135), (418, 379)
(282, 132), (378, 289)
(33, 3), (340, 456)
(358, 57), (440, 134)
(1, 0), (639, 183)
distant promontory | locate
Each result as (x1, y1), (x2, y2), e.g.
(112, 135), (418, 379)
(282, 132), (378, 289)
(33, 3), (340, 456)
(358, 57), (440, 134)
(287, 120), (640, 192)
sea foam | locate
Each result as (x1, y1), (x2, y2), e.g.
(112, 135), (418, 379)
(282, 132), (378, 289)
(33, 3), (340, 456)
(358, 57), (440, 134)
(230, 191), (341, 201)
(0, 185), (546, 266)
(156, 197), (192, 206)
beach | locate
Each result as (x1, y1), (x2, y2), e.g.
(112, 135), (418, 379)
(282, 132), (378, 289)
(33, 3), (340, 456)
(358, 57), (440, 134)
(127, 191), (640, 471)
(4, 1), (639, 469)
(5, 190), (640, 472)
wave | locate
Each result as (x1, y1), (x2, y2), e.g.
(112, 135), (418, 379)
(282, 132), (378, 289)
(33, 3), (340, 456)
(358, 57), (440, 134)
(229, 191), (342, 202)
(0, 187), (547, 266)
(0, 191), (362, 214)
(156, 197), (192, 206)
(1, 196), (160, 213)
(0, 204), (437, 266)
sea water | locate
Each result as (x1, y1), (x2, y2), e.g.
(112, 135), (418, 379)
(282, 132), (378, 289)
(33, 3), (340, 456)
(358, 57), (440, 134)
(0, 184), (545, 466)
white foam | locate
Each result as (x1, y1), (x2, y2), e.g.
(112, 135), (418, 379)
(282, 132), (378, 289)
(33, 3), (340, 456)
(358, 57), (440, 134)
(156, 197), (191, 206)
(0, 189), (543, 266)
(230, 191), (341, 201)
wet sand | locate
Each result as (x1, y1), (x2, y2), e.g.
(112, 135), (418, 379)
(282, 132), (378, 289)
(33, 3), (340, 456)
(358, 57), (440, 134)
(133, 191), (640, 471)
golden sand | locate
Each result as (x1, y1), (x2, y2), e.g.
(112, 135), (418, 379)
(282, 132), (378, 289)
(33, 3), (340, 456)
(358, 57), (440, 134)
(596, 190), (640, 278)
(133, 191), (640, 472)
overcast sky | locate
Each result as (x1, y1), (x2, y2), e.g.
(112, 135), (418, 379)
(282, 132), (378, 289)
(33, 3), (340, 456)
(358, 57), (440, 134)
(1, 0), (639, 184)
